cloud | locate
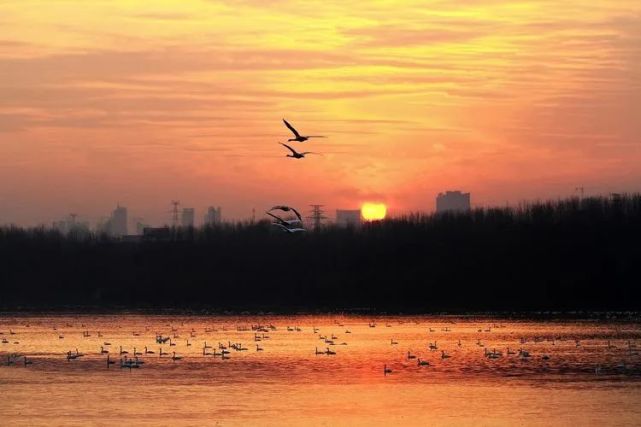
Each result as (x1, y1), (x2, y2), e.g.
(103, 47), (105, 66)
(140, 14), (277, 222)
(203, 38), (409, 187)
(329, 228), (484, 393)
(129, 12), (195, 21)
(0, 0), (640, 225)
(343, 24), (489, 48)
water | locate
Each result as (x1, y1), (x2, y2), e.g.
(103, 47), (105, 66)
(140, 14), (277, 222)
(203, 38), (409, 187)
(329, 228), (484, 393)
(2, 314), (641, 426)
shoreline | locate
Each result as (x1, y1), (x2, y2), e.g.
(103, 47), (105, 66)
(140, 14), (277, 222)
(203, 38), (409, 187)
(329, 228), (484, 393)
(2, 307), (640, 321)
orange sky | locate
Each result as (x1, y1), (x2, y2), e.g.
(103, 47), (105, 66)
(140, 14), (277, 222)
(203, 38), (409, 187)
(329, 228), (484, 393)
(1, 0), (640, 226)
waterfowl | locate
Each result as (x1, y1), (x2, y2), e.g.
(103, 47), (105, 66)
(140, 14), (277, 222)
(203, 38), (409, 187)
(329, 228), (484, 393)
(282, 119), (326, 143)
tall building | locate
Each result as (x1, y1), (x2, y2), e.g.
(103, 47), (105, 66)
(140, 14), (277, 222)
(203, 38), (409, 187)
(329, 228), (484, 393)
(204, 206), (222, 226)
(436, 191), (471, 213)
(336, 209), (362, 227)
(111, 205), (128, 237)
(181, 208), (195, 228)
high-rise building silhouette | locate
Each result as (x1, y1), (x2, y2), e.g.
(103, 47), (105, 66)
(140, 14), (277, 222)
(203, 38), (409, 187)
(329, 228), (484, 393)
(181, 208), (195, 228)
(436, 191), (471, 213)
(111, 205), (128, 236)
(204, 206), (222, 226)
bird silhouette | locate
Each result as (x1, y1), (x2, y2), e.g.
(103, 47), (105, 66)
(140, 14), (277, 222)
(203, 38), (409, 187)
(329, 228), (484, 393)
(269, 205), (303, 222)
(283, 119), (326, 142)
(266, 211), (302, 227)
(279, 143), (319, 159)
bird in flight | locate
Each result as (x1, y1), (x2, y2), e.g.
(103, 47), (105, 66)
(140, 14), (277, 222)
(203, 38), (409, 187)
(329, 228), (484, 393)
(267, 206), (305, 233)
(269, 205), (303, 222)
(272, 223), (306, 234)
(266, 211), (302, 227)
(283, 119), (326, 142)
(279, 143), (320, 159)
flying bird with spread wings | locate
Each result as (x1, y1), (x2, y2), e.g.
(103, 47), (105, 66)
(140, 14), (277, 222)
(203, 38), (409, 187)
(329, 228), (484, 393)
(282, 119), (326, 143)
(269, 205), (303, 222)
(267, 205), (305, 233)
(266, 211), (302, 227)
(279, 143), (320, 159)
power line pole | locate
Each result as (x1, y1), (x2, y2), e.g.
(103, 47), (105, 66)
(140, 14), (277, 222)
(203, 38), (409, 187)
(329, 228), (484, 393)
(170, 200), (180, 227)
(307, 204), (327, 231)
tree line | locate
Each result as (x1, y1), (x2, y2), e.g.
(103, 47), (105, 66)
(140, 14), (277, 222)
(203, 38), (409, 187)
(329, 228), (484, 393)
(1, 194), (640, 312)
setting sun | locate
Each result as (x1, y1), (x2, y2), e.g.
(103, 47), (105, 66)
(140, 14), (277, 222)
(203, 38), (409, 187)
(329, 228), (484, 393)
(361, 203), (387, 221)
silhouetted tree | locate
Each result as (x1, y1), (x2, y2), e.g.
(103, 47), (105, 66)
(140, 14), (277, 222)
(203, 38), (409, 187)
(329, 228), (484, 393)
(1, 195), (640, 312)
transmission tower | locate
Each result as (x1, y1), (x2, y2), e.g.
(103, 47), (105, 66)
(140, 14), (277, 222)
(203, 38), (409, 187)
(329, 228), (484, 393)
(170, 200), (180, 227)
(307, 205), (327, 231)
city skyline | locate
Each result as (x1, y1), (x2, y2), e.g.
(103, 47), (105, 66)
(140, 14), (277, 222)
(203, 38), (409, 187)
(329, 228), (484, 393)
(1, 0), (640, 226)
(0, 186), (629, 228)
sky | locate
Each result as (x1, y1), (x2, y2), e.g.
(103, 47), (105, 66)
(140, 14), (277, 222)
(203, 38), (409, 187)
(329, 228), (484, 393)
(1, 0), (640, 226)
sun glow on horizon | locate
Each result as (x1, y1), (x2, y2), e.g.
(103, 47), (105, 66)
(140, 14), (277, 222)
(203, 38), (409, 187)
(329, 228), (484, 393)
(0, 0), (640, 226)
(361, 203), (387, 221)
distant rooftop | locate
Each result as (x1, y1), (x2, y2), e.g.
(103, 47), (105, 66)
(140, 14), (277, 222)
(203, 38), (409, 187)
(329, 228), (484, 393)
(436, 190), (471, 213)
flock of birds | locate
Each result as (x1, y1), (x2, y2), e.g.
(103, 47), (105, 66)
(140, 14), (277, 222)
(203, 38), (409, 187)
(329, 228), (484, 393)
(265, 119), (328, 232)
(2, 320), (640, 377)
(279, 119), (325, 159)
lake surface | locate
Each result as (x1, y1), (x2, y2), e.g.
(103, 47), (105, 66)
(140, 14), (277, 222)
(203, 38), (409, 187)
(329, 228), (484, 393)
(2, 314), (641, 426)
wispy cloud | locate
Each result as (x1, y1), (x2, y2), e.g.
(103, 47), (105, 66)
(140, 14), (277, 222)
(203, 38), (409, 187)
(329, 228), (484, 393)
(0, 0), (639, 224)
